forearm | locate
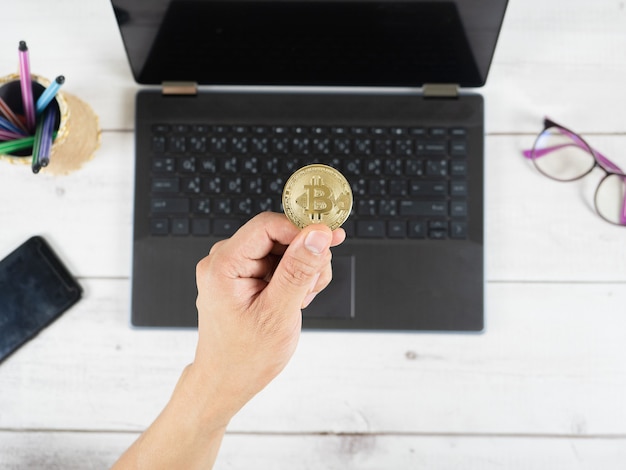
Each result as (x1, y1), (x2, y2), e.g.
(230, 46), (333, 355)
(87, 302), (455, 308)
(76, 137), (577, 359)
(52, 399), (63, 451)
(111, 365), (232, 470)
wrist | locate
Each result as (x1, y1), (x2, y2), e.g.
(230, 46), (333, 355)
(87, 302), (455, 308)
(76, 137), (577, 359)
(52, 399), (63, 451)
(173, 363), (238, 432)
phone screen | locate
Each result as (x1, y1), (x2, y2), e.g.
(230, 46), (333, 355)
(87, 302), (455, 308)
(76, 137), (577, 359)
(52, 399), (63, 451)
(0, 236), (82, 364)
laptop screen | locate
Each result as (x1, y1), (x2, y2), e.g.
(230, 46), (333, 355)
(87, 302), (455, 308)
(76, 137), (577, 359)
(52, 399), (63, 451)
(111, 0), (507, 87)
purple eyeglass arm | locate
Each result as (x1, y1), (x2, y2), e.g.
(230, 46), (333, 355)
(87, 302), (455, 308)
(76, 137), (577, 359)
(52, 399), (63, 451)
(522, 120), (626, 224)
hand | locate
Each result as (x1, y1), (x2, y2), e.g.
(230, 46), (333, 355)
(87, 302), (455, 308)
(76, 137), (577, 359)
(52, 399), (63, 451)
(112, 212), (345, 470)
(190, 212), (346, 422)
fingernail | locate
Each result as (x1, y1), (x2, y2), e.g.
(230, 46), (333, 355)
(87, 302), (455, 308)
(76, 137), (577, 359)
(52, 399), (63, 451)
(304, 230), (330, 254)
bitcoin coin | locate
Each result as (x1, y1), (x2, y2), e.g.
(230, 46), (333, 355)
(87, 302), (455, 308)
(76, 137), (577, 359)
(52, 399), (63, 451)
(282, 164), (353, 230)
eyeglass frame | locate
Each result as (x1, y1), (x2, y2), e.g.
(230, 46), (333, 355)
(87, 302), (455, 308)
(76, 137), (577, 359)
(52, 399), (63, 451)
(522, 117), (626, 226)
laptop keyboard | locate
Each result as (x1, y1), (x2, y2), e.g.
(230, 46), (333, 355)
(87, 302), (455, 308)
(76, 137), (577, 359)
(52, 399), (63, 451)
(148, 123), (469, 239)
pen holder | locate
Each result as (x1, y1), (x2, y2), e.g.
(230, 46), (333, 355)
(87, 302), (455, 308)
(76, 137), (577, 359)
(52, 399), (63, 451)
(0, 73), (100, 175)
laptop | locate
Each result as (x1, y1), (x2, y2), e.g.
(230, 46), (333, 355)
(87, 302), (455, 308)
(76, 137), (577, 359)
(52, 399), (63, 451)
(111, 0), (508, 331)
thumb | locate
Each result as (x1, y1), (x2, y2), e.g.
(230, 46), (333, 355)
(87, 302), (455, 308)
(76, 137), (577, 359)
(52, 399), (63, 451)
(263, 225), (333, 312)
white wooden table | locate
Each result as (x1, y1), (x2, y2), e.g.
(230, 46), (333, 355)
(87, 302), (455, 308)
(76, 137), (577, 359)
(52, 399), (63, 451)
(1, 1), (625, 468)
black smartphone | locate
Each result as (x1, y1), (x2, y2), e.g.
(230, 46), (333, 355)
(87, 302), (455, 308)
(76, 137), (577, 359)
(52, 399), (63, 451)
(0, 236), (82, 364)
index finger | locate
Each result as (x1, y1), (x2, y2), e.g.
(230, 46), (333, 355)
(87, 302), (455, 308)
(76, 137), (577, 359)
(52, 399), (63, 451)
(208, 213), (300, 280)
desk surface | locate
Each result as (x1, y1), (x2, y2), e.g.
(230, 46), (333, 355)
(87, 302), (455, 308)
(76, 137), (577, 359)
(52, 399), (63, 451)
(1, 1), (625, 468)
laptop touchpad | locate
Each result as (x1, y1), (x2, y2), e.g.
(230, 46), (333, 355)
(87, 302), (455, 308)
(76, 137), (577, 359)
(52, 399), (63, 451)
(302, 255), (354, 319)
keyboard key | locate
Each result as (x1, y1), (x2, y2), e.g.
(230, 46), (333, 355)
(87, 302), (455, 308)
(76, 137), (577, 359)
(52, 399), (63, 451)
(387, 221), (406, 238)
(192, 218), (210, 236)
(251, 137), (269, 154)
(451, 161), (468, 176)
(292, 137), (310, 154)
(450, 140), (467, 157)
(221, 156), (238, 173)
(214, 219), (242, 237)
(152, 124), (170, 133)
(214, 198), (232, 215)
(379, 200), (398, 216)
(241, 157), (259, 174)
(384, 158), (404, 176)
(312, 138), (331, 154)
(193, 198), (211, 214)
(405, 159), (424, 176)
(188, 135), (206, 153)
(234, 197), (254, 215)
(409, 127), (427, 136)
(179, 157), (196, 173)
(400, 201), (448, 216)
(451, 221), (468, 239)
(224, 177), (243, 193)
(168, 135), (186, 153)
(255, 197), (274, 213)
(182, 177), (201, 193)
(153, 157), (175, 173)
(429, 229), (447, 239)
(171, 218), (190, 235)
(429, 127), (447, 137)
(365, 158), (383, 175)
(150, 218), (169, 235)
(357, 220), (385, 238)
(389, 179), (407, 196)
(231, 137), (248, 154)
(152, 178), (179, 193)
(374, 139), (393, 155)
(344, 159), (361, 175)
(426, 159), (448, 177)
(151, 198), (189, 214)
(450, 128), (467, 137)
(203, 176), (222, 194)
(451, 181), (468, 196)
(334, 138), (351, 154)
(358, 199), (377, 216)
(395, 140), (414, 156)
(354, 139), (372, 155)
(245, 176), (264, 194)
(211, 136), (228, 153)
(152, 135), (166, 153)
(417, 141), (447, 156)
(408, 220), (426, 238)
(272, 137), (289, 154)
(451, 201), (468, 217)
(409, 181), (447, 196)
(200, 157), (217, 173)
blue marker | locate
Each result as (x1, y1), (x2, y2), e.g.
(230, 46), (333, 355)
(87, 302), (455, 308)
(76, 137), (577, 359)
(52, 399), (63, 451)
(36, 75), (65, 115)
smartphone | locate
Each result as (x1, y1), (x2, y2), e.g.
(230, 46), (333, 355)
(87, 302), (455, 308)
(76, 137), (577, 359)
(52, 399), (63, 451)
(0, 236), (82, 364)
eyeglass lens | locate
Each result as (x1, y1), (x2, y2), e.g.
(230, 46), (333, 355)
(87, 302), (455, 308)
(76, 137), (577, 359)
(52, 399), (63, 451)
(595, 174), (626, 225)
(532, 127), (595, 181)
(532, 126), (626, 226)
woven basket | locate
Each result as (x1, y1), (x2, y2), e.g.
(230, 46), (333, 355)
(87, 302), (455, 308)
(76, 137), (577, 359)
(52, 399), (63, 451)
(0, 73), (100, 175)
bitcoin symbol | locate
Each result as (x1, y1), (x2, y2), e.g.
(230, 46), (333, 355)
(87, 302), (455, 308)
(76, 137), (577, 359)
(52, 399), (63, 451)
(298, 177), (335, 222)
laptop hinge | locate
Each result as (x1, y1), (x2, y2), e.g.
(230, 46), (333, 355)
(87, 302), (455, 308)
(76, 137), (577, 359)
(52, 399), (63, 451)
(162, 81), (198, 96)
(423, 84), (459, 99)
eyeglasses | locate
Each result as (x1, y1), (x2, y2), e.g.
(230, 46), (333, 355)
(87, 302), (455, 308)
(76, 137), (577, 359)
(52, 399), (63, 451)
(523, 118), (626, 226)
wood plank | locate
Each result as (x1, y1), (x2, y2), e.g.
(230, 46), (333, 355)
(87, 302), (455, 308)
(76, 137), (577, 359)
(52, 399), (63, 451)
(1, 430), (626, 470)
(485, 135), (626, 282)
(1, 279), (625, 437)
(0, 131), (135, 278)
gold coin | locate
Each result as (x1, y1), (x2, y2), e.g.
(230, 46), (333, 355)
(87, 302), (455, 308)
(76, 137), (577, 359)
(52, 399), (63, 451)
(282, 164), (353, 230)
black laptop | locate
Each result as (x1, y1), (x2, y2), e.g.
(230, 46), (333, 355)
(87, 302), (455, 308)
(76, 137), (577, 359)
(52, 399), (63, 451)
(111, 0), (508, 331)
